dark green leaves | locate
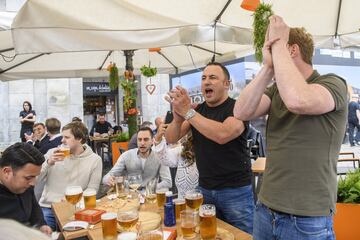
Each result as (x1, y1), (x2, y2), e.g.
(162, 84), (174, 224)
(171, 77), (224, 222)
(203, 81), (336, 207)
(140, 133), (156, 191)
(140, 65), (157, 78)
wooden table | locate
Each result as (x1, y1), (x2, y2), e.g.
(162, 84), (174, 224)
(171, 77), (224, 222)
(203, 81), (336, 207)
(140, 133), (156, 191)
(251, 157), (266, 202)
(53, 198), (252, 240)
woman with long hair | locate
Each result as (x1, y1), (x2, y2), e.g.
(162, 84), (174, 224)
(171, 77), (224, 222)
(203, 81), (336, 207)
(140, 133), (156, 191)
(153, 123), (198, 199)
(19, 101), (36, 142)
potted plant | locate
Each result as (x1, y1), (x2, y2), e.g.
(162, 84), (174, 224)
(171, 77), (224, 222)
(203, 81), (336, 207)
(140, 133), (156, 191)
(334, 168), (360, 239)
(110, 132), (130, 165)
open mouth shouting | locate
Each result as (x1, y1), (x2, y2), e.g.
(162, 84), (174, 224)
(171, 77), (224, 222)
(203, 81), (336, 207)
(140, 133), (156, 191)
(204, 88), (214, 98)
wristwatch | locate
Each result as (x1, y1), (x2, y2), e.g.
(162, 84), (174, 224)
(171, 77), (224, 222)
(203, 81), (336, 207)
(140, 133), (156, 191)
(184, 109), (196, 121)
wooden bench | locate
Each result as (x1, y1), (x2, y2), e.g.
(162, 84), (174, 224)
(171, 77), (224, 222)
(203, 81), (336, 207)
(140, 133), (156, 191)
(338, 152), (360, 175)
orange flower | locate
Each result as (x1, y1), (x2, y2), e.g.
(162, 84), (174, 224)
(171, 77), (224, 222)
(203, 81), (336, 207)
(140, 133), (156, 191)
(127, 108), (138, 116)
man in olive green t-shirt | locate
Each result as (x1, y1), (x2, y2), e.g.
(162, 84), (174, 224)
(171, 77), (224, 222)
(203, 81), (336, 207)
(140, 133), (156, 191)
(234, 15), (347, 240)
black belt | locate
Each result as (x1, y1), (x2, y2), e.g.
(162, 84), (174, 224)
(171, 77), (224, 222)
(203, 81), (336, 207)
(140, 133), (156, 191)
(268, 207), (311, 218)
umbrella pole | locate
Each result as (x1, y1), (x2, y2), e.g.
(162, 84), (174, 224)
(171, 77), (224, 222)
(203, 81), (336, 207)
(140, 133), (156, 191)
(123, 50), (138, 137)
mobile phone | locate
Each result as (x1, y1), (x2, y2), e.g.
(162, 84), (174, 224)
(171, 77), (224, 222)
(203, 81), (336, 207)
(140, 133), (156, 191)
(164, 111), (174, 124)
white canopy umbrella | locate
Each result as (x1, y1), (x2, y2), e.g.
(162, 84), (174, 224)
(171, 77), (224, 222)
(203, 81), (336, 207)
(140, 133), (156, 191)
(1, 0), (360, 80)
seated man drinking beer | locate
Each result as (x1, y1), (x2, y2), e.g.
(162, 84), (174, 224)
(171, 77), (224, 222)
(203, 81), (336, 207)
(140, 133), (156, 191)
(103, 127), (172, 190)
(38, 121), (103, 230)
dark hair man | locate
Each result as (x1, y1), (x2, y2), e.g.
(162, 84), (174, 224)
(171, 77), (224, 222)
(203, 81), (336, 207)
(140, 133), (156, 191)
(165, 62), (253, 234)
(0, 143), (52, 236)
(103, 127), (172, 190)
(234, 16), (347, 239)
(39, 121), (102, 230)
(37, 118), (62, 154)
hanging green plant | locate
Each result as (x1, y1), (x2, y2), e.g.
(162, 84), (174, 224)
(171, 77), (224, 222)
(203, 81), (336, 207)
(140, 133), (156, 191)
(108, 62), (120, 90)
(120, 78), (137, 112)
(253, 3), (273, 64)
(140, 65), (157, 78)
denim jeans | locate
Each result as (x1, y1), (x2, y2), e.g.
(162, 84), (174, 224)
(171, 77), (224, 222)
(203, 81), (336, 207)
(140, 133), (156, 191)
(197, 185), (254, 234)
(41, 207), (57, 231)
(253, 201), (335, 240)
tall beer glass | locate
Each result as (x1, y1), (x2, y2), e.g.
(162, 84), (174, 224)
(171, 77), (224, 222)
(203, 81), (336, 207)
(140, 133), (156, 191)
(173, 198), (186, 221)
(185, 190), (203, 211)
(101, 212), (118, 240)
(199, 204), (217, 239)
(65, 185), (83, 211)
(156, 189), (167, 211)
(180, 210), (198, 239)
(83, 188), (96, 208)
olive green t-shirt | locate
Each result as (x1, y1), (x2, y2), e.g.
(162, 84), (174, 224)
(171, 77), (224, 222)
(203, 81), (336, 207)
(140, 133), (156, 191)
(259, 70), (347, 216)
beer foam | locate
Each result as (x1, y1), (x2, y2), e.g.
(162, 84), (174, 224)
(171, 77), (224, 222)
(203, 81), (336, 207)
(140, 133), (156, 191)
(83, 188), (96, 196)
(65, 186), (83, 195)
(101, 212), (117, 220)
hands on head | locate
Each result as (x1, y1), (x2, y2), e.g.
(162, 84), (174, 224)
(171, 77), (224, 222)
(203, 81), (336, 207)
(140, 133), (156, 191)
(262, 15), (290, 68)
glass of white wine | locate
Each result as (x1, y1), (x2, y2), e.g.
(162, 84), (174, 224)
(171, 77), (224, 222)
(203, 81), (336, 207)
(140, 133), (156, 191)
(127, 174), (142, 192)
(145, 177), (158, 204)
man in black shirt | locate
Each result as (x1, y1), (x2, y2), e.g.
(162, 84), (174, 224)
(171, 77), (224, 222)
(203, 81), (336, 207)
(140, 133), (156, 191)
(165, 62), (253, 234)
(90, 114), (112, 136)
(348, 94), (360, 146)
(0, 143), (52, 236)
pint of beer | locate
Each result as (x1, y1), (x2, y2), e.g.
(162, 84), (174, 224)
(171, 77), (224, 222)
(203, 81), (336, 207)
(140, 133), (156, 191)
(83, 188), (96, 208)
(173, 198), (186, 220)
(65, 186), (83, 206)
(59, 145), (70, 157)
(199, 204), (217, 240)
(185, 190), (203, 210)
(117, 208), (139, 231)
(180, 210), (198, 239)
(101, 212), (118, 240)
(156, 189), (167, 209)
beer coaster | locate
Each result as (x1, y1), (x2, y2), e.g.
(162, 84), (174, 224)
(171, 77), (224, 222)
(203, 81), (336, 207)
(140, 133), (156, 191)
(116, 211), (161, 232)
(97, 197), (140, 213)
(178, 227), (234, 240)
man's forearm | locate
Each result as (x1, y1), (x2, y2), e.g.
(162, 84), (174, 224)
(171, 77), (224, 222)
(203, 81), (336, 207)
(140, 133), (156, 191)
(234, 66), (273, 120)
(165, 121), (183, 144)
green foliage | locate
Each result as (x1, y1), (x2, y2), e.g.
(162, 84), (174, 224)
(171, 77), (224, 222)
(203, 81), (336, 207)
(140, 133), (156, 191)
(140, 65), (157, 78)
(120, 78), (137, 111)
(338, 168), (360, 203)
(109, 64), (119, 90)
(127, 115), (138, 139)
(111, 132), (129, 142)
(253, 3), (273, 64)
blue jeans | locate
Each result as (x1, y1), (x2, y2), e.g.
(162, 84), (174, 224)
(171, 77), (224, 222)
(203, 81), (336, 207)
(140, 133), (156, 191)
(198, 185), (254, 234)
(41, 207), (57, 231)
(253, 201), (335, 240)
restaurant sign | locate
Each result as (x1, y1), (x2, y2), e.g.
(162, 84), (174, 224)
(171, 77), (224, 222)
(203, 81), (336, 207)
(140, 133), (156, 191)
(83, 82), (117, 96)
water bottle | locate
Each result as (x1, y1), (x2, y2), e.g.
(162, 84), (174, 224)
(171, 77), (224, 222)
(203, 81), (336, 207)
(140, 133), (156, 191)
(164, 191), (176, 227)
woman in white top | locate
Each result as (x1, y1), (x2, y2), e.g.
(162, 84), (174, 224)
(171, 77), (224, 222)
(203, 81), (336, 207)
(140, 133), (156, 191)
(153, 123), (198, 199)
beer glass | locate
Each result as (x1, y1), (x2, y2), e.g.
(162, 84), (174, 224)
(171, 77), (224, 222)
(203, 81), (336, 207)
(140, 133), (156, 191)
(117, 207), (139, 232)
(173, 198), (186, 221)
(58, 144), (70, 158)
(145, 178), (157, 204)
(83, 188), (96, 208)
(101, 212), (118, 240)
(199, 204), (217, 240)
(185, 190), (203, 211)
(127, 174), (142, 192)
(155, 189), (167, 211)
(65, 185), (83, 211)
(115, 176), (127, 199)
(180, 210), (199, 239)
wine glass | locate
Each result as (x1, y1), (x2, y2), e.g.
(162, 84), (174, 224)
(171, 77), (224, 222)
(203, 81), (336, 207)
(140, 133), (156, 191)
(145, 177), (158, 204)
(127, 174), (143, 192)
(65, 185), (83, 212)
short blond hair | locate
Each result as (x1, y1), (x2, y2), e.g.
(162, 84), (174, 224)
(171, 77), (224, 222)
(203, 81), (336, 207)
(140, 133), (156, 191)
(288, 27), (314, 65)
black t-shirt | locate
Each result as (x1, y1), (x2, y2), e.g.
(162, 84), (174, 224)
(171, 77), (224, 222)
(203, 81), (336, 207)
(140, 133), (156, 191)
(191, 97), (252, 189)
(90, 121), (112, 135)
(19, 110), (36, 130)
(348, 101), (360, 122)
